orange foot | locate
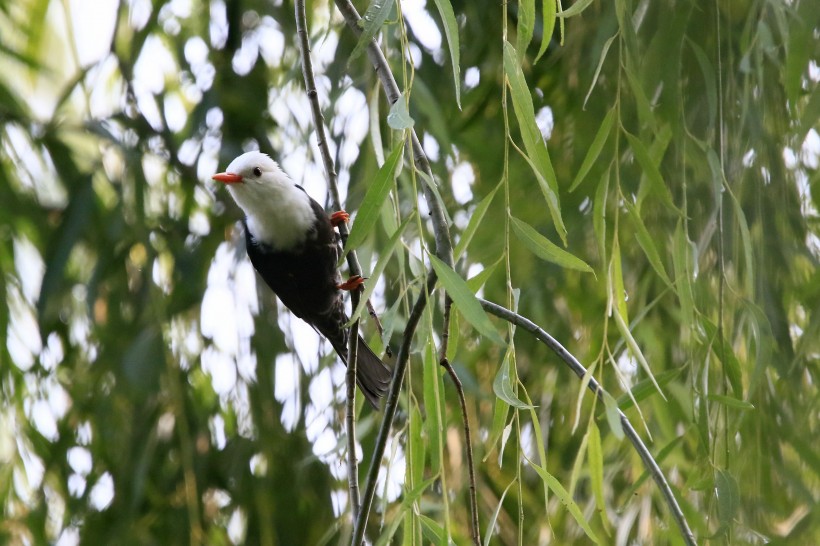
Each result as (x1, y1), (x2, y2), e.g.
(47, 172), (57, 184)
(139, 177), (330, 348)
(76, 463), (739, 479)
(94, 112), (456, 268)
(336, 275), (366, 291)
(330, 210), (350, 228)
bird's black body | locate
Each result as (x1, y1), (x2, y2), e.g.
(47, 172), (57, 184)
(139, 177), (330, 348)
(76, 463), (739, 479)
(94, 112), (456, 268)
(243, 191), (391, 408)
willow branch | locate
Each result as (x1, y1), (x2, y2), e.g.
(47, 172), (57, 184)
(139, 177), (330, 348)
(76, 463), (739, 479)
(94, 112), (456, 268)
(351, 275), (437, 546)
(294, 0), (364, 522)
(333, 0), (453, 267)
(477, 299), (697, 546)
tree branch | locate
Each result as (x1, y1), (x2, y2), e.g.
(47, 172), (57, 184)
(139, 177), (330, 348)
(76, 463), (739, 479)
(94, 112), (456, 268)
(477, 298), (697, 546)
(294, 0), (364, 522)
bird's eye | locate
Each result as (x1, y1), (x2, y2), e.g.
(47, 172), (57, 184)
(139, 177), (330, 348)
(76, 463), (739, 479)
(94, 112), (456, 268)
(252, 166), (262, 177)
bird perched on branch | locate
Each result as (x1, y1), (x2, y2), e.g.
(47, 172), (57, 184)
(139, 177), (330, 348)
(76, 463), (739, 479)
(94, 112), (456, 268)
(213, 151), (391, 408)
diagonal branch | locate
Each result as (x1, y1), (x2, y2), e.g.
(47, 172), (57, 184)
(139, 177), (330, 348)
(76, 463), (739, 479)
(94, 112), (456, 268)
(477, 298), (698, 546)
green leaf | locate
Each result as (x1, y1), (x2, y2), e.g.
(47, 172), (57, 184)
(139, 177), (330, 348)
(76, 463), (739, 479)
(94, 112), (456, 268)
(423, 341), (444, 473)
(602, 390), (624, 440)
(558, 0), (595, 18)
(687, 38), (717, 131)
(593, 167), (610, 267)
(387, 93), (415, 129)
(623, 130), (678, 213)
(587, 422), (607, 524)
(569, 107), (615, 192)
(583, 32), (618, 109)
(466, 257), (502, 293)
(706, 394), (755, 411)
(346, 212), (414, 325)
(535, 0), (557, 63)
(483, 480), (516, 546)
(493, 349), (532, 409)
(701, 318), (743, 397)
(431, 0), (461, 109)
(526, 458), (603, 544)
(516, 0), (535, 57)
(510, 216), (593, 273)
(350, 0), (395, 62)
(503, 40), (566, 243)
(429, 254), (505, 345)
(715, 470), (740, 529)
(612, 309), (666, 400)
(343, 142), (405, 258)
(615, 367), (685, 410)
(624, 200), (672, 286)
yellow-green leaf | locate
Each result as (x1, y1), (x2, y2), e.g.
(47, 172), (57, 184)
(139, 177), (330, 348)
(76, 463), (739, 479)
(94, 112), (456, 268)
(511, 216), (593, 273)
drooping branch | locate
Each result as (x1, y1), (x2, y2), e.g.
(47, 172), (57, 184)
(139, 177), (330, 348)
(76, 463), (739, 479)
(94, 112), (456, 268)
(478, 298), (698, 546)
(294, 0), (364, 519)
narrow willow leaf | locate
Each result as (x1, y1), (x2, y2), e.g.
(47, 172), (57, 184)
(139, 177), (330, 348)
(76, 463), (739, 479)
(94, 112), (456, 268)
(369, 85), (385, 165)
(423, 341), (444, 473)
(593, 167), (610, 267)
(510, 216), (593, 273)
(522, 386), (550, 509)
(602, 390), (624, 440)
(615, 367), (684, 410)
(503, 41), (566, 243)
(612, 310), (665, 399)
(350, 0), (396, 62)
(569, 422), (591, 495)
(623, 64), (654, 129)
(343, 142), (405, 259)
(419, 514), (452, 545)
(687, 38), (717, 130)
(623, 130), (678, 213)
(701, 318), (743, 397)
(583, 32), (618, 109)
(727, 186), (754, 295)
(535, 0), (557, 63)
(431, 0), (461, 108)
(429, 254), (505, 345)
(346, 213), (414, 325)
(558, 0), (595, 18)
(624, 200), (672, 286)
(387, 93), (415, 129)
(484, 395), (510, 463)
(716, 470), (740, 529)
(483, 480), (516, 546)
(587, 422), (607, 525)
(517, 0), (535, 57)
(672, 221), (696, 328)
(453, 182), (501, 261)
(492, 349), (532, 409)
(569, 107), (615, 192)
(526, 458), (603, 545)
(409, 404), (425, 487)
(466, 257), (502, 293)
(609, 236), (628, 322)
(514, 144), (568, 245)
(706, 394), (755, 410)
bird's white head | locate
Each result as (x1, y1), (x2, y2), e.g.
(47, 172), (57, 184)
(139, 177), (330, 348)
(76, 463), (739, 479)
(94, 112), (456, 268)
(213, 151), (316, 251)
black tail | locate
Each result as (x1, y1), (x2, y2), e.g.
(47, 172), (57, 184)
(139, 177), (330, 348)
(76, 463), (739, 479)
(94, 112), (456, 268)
(331, 335), (391, 409)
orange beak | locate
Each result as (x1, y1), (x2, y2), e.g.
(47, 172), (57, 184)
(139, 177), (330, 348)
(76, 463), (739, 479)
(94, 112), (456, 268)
(212, 172), (243, 184)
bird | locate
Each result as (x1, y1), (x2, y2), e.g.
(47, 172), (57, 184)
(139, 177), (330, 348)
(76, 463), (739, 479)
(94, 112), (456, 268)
(212, 151), (391, 408)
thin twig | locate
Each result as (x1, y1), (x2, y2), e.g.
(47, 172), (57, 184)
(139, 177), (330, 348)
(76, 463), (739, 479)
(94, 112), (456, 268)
(441, 357), (481, 546)
(294, 0), (365, 523)
(477, 298), (698, 546)
(351, 275), (437, 546)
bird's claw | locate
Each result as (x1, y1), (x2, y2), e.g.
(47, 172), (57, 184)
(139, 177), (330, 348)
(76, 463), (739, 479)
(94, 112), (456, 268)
(336, 275), (366, 291)
(330, 210), (350, 228)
